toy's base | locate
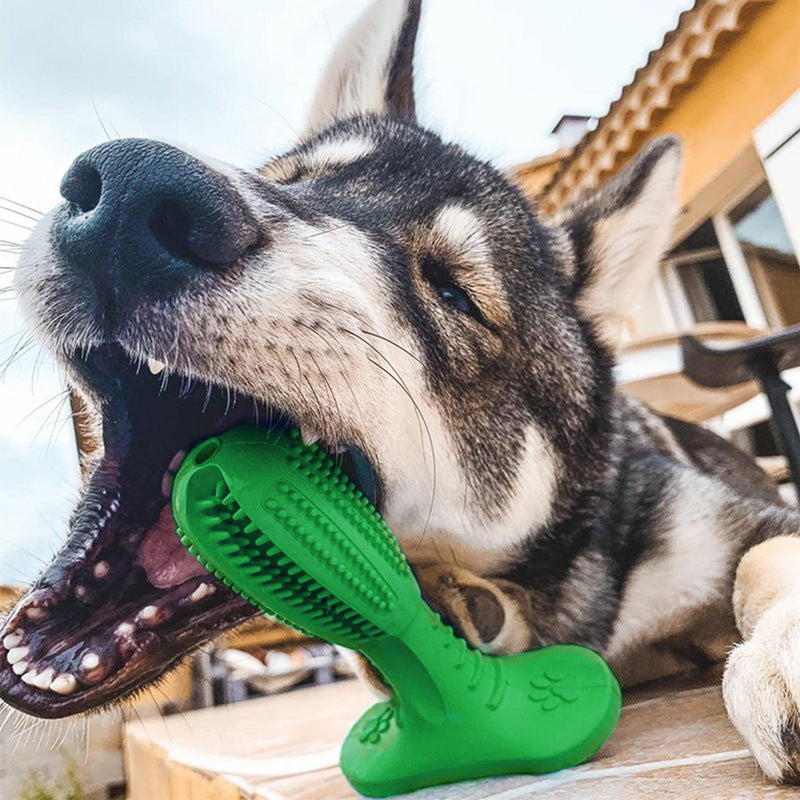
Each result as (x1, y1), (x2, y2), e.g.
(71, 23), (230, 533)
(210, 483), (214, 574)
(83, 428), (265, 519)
(340, 645), (621, 798)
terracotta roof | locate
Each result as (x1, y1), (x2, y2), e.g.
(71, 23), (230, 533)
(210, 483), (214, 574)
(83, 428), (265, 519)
(540, 0), (774, 214)
(513, 146), (572, 176)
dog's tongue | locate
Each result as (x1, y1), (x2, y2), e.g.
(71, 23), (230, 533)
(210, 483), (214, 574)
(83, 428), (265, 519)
(137, 506), (209, 589)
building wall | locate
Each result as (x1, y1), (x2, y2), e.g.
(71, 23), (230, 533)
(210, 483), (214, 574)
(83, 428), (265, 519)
(648, 0), (800, 211)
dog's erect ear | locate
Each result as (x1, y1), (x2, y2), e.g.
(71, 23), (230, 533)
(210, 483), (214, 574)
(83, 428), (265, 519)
(553, 136), (682, 349)
(305, 0), (422, 135)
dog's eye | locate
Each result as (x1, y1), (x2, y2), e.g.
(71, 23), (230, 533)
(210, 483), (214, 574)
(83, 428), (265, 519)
(420, 256), (486, 324)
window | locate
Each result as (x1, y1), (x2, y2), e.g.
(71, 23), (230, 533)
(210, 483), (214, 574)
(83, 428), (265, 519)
(667, 220), (745, 324)
(664, 183), (800, 331)
(730, 185), (800, 327)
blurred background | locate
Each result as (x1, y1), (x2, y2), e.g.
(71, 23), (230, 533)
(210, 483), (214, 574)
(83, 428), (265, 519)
(6, 0), (800, 798)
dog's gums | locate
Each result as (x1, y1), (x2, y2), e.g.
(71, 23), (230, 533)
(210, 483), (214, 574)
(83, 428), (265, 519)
(0, 344), (381, 718)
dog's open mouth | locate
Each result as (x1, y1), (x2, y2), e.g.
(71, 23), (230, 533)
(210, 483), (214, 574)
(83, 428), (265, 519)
(0, 343), (381, 718)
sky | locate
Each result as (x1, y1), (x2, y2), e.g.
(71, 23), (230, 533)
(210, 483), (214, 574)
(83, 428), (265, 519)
(0, 0), (692, 584)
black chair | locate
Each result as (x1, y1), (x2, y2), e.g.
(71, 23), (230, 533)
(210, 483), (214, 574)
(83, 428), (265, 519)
(681, 324), (800, 489)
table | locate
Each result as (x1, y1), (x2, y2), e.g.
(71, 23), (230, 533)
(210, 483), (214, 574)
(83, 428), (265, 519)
(124, 668), (796, 799)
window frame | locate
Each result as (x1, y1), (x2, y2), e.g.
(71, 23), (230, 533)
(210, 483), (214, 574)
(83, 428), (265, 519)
(659, 156), (794, 333)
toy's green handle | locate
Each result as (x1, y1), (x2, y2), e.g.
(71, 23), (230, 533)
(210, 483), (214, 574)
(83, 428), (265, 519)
(172, 426), (621, 797)
(346, 607), (620, 796)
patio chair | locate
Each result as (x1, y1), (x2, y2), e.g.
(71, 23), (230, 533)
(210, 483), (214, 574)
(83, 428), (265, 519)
(681, 323), (800, 489)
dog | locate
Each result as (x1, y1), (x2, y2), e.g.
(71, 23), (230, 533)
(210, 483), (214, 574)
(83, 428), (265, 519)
(4, 0), (800, 784)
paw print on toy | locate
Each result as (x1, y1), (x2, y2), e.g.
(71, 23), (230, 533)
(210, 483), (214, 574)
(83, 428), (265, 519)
(529, 670), (579, 711)
(359, 705), (396, 745)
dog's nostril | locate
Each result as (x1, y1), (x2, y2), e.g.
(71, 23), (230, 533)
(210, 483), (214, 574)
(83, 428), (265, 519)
(148, 200), (205, 267)
(58, 140), (259, 286)
(60, 164), (102, 213)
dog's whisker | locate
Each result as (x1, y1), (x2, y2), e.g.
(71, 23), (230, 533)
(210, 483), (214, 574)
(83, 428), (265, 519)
(253, 95), (302, 141)
(340, 326), (426, 456)
(365, 356), (438, 548)
(19, 384), (71, 426)
(308, 350), (343, 442)
(0, 203), (41, 224)
(301, 223), (350, 241)
(90, 95), (114, 142)
(0, 195), (44, 217)
(49, 405), (80, 452)
(295, 320), (365, 431)
(0, 335), (36, 379)
(358, 328), (423, 365)
(320, 329), (366, 433)
(0, 217), (34, 232)
(31, 389), (72, 447)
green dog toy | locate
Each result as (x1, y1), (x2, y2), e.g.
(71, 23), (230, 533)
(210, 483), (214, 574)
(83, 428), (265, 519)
(171, 426), (621, 797)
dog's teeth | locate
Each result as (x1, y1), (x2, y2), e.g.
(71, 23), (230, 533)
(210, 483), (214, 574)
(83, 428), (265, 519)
(79, 651), (107, 683)
(7, 646), (29, 665)
(161, 471), (173, 498)
(137, 603), (174, 628)
(74, 585), (88, 600)
(93, 561), (110, 579)
(300, 426), (321, 446)
(50, 674), (77, 695)
(138, 605), (158, 623)
(12, 660), (28, 676)
(81, 652), (100, 671)
(25, 607), (47, 621)
(115, 622), (135, 637)
(168, 450), (187, 473)
(2, 631), (23, 649)
(330, 442), (348, 455)
(31, 667), (55, 689)
(190, 583), (215, 603)
(21, 669), (40, 686)
(147, 357), (166, 375)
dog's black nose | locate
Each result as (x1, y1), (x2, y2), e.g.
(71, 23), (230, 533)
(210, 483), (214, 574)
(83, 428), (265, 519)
(56, 138), (258, 297)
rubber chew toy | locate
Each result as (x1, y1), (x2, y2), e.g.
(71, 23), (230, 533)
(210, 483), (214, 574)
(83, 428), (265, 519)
(172, 426), (621, 797)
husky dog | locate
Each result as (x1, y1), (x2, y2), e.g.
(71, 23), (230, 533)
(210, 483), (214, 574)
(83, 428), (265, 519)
(5, 0), (800, 784)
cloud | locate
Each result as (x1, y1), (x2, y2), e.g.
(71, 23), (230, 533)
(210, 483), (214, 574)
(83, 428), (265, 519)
(0, 0), (692, 203)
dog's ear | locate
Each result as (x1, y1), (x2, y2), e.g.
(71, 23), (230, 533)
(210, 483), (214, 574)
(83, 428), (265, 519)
(553, 136), (682, 349)
(305, 0), (422, 135)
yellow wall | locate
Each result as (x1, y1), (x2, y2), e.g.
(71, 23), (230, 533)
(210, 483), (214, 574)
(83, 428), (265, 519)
(650, 0), (800, 208)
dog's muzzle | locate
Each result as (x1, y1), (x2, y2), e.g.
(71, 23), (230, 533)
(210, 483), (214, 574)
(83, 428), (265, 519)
(55, 138), (259, 303)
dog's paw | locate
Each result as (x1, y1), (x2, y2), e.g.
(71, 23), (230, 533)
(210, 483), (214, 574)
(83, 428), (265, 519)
(415, 564), (533, 654)
(723, 594), (800, 783)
